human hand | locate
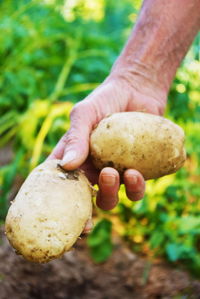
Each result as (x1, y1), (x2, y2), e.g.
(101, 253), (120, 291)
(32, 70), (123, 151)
(49, 0), (199, 232)
(48, 71), (167, 214)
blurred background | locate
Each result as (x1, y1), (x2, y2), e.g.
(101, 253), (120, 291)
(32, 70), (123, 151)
(0, 0), (200, 284)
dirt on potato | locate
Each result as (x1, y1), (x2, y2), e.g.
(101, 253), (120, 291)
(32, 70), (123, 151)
(0, 228), (200, 299)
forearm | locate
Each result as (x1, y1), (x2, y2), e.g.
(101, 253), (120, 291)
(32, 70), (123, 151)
(111, 0), (200, 97)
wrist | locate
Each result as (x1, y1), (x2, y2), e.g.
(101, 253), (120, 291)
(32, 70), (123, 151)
(110, 0), (200, 100)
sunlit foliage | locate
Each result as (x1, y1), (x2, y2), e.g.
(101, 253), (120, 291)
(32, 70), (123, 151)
(0, 0), (199, 276)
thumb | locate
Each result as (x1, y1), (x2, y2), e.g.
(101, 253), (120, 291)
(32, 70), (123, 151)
(49, 101), (96, 170)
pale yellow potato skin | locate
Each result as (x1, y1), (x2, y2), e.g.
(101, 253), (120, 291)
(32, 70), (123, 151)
(5, 160), (92, 263)
(90, 112), (186, 180)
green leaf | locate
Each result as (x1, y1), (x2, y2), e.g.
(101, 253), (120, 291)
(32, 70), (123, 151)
(166, 243), (180, 261)
(179, 216), (200, 234)
(87, 219), (113, 263)
(0, 148), (24, 219)
(166, 243), (194, 262)
(149, 231), (164, 249)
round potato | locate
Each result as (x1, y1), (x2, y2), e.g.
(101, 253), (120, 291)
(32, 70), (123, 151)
(90, 112), (186, 180)
(5, 160), (93, 263)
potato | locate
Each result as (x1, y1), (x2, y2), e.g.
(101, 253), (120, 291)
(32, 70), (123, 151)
(90, 112), (186, 180)
(5, 112), (186, 262)
(5, 160), (93, 263)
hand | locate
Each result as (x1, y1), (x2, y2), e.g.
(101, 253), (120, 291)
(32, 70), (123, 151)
(49, 72), (166, 212)
(48, 0), (199, 232)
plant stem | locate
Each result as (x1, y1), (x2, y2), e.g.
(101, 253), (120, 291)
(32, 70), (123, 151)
(49, 37), (81, 103)
(61, 82), (99, 96)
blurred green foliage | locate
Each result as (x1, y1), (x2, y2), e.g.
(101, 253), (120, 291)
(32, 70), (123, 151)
(0, 0), (200, 276)
(87, 218), (113, 263)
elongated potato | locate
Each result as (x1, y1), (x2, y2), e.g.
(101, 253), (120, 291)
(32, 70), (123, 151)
(5, 160), (92, 263)
(90, 112), (186, 180)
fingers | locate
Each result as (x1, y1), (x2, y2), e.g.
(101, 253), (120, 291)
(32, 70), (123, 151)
(48, 80), (130, 170)
(96, 167), (120, 211)
(96, 168), (145, 210)
(82, 218), (93, 234)
(48, 101), (96, 170)
(97, 168), (145, 211)
(83, 169), (145, 234)
(123, 169), (145, 201)
(80, 156), (99, 185)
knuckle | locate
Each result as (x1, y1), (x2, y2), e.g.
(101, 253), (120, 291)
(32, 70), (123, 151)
(70, 101), (90, 119)
(61, 130), (79, 146)
(146, 101), (164, 116)
(153, 97), (166, 116)
(70, 100), (97, 131)
(157, 102), (165, 116)
(69, 103), (80, 119)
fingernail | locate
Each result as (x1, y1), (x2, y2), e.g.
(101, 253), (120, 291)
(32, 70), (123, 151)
(102, 175), (116, 186)
(128, 175), (138, 186)
(60, 150), (77, 166)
